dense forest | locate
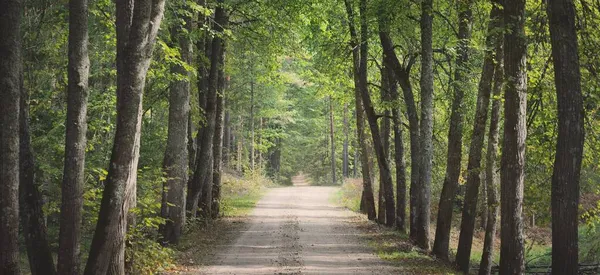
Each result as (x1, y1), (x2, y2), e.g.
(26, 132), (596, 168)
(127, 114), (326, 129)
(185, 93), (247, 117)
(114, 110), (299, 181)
(0, 0), (599, 273)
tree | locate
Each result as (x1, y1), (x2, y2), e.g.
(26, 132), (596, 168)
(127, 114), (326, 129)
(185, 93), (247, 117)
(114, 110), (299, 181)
(160, 6), (192, 244)
(58, 0), (90, 271)
(500, 0), (528, 272)
(356, 0), (395, 227)
(547, 0), (585, 273)
(344, 0), (376, 221)
(416, 0), (434, 249)
(388, 66), (407, 233)
(83, 0), (167, 272)
(211, 40), (227, 219)
(455, 2), (501, 271)
(199, 2), (227, 218)
(377, 12), (420, 241)
(329, 96), (336, 185)
(479, 7), (503, 273)
(21, 84), (56, 275)
(433, 0), (472, 260)
(0, 0), (22, 271)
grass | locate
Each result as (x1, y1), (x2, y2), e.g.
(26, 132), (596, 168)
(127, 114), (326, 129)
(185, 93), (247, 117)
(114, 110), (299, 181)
(335, 179), (455, 274)
(334, 178), (565, 274)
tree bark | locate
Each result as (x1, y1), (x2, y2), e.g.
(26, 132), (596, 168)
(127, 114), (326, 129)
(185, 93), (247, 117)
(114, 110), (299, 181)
(329, 96), (336, 185)
(344, 0), (376, 221)
(456, 4), (502, 272)
(58, 0), (90, 270)
(356, 0), (395, 227)
(433, 0), (472, 260)
(499, 0), (527, 272)
(186, 0), (208, 217)
(20, 83), (56, 275)
(415, 0), (434, 249)
(83, 0), (166, 272)
(160, 11), (191, 245)
(479, 10), (504, 274)
(195, 3), (227, 219)
(211, 41), (226, 219)
(342, 103), (349, 178)
(0, 0), (22, 272)
(548, 0), (584, 273)
(378, 25), (420, 240)
(388, 65), (407, 233)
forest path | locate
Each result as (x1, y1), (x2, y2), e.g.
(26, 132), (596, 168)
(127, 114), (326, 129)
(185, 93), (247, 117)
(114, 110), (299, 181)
(199, 175), (399, 274)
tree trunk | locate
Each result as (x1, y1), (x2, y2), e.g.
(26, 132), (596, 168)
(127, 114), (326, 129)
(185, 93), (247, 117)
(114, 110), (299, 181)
(415, 0), (434, 249)
(388, 66), (407, 233)
(160, 12), (191, 245)
(0, 0), (22, 272)
(58, 0), (90, 270)
(456, 4), (502, 272)
(433, 0), (472, 260)
(479, 10), (503, 274)
(21, 83), (56, 275)
(250, 80), (255, 170)
(378, 24), (420, 240)
(329, 96), (336, 185)
(211, 41), (227, 219)
(548, 0), (584, 273)
(342, 103), (349, 178)
(357, 0), (395, 227)
(186, 0), (209, 217)
(344, 0), (376, 220)
(197, 3), (227, 219)
(83, 0), (166, 272)
(499, 0), (527, 272)
(223, 110), (230, 167)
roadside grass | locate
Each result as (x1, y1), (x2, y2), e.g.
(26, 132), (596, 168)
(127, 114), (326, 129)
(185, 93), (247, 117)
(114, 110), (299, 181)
(334, 178), (561, 274)
(335, 179), (455, 274)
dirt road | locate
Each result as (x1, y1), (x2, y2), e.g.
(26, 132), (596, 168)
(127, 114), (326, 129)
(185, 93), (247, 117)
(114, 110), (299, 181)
(200, 176), (399, 274)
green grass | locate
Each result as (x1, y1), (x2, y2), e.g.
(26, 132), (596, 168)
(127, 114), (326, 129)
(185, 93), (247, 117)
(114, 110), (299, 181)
(221, 191), (265, 217)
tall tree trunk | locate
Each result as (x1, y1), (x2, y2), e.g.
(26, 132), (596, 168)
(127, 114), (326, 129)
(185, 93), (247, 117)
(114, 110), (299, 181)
(186, 0), (208, 217)
(548, 0), (584, 273)
(329, 96), (336, 184)
(344, 0), (376, 220)
(499, 0), (527, 272)
(342, 103), (349, 178)
(479, 11), (504, 274)
(160, 12), (191, 245)
(223, 110), (230, 167)
(357, 0), (395, 227)
(388, 66), (407, 233)
(433, 0), (472, 260)
(456, 4), (501, 272)
(416, 0), (434, 249)
(21, 84), (56, 275)
(0, 0), (22, 272)
(58, 0), (90, 270)
(211, 41), (227, 219)
(250, 80), (255, 170)
(378, 28), (419, 239)
(197, 3), (227, 219)
(83, 0), (166, 272)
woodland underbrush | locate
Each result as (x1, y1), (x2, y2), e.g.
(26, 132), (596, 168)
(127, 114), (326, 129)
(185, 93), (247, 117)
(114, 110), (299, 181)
(334, 178), (600, 273)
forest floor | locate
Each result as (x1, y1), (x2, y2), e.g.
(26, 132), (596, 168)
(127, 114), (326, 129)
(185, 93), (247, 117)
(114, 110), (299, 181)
(171, 175), (454, 274)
